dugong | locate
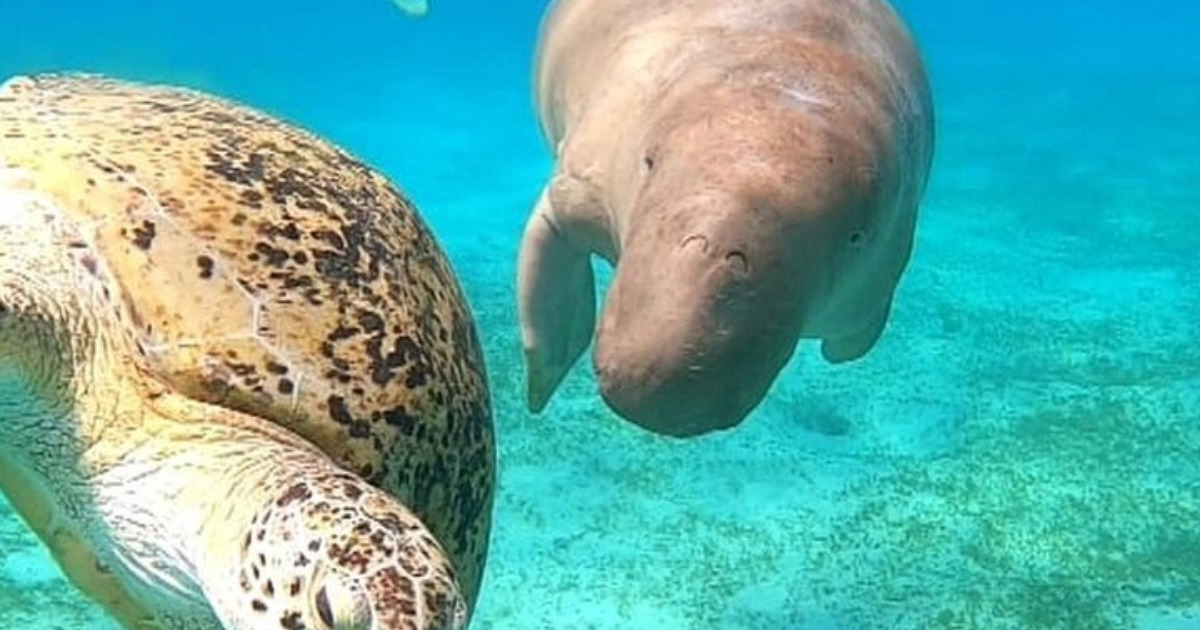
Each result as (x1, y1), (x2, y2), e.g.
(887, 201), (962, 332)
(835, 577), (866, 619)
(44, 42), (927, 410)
(517, 0), (935, 436)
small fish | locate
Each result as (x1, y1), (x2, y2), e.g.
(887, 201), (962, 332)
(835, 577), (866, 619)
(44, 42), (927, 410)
(391, 0), (429, 17)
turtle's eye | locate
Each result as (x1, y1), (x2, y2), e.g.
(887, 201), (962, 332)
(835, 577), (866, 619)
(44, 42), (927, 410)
(313, 579), (371, 630)
(315, 587), (335, 627)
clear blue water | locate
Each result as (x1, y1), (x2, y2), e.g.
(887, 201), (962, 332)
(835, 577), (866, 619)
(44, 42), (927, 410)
(1, 0), (1198, 628)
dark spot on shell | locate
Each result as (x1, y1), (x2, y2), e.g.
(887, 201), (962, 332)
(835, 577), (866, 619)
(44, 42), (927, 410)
(358, 310), (384, 333)
(343, 482), (363, 500)
(262, 222), (302, 241)
(382, 406), (417, 436)
(327, 325), (358, 342)
(328, 395), (353, 425)
(80, 254), (99, 276)
(143, 100), (181, 114)
(254, 242), (290, 267)
(280, 610), (305, 630)
(131, 219), (156, 250)
(276, 483), (312, 507)
(240, 189), (264, 209)
(244, 153), (266, 181)
(365, 334), (424, 387)
(197, 254), (215, 279)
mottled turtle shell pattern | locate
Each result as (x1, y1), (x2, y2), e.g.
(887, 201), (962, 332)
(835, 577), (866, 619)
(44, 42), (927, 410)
(0, 73), (495, 607)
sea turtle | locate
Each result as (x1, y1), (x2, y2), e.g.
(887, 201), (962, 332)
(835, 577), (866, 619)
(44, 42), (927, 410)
(0, 73), (494, 630)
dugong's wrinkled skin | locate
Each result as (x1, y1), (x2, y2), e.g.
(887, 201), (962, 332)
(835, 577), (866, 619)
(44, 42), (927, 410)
(517, 0), (935, 436)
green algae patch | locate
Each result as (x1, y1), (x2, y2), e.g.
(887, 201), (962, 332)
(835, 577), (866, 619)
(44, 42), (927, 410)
(809, 387), (1200, 629)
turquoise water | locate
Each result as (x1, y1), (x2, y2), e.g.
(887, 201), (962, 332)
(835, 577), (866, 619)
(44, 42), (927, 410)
(2, 0), (1198, 628)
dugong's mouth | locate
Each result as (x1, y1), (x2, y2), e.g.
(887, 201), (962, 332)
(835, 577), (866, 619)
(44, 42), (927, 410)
(594, 356), (756, 437)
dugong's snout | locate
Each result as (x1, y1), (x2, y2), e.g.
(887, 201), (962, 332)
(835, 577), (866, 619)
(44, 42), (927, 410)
(593, 222), (804, 437)
(594, 343), (767, 438)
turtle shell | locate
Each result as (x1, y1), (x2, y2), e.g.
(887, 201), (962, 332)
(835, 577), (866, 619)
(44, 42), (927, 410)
(0, 73), (494, 606)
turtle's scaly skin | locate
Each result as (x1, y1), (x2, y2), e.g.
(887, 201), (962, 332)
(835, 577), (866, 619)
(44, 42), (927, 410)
(0, 73), (493, 628)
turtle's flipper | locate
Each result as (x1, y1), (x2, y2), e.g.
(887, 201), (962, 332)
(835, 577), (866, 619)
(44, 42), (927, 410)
(52, 529), (158, 630)
(0, 459), (154, 630)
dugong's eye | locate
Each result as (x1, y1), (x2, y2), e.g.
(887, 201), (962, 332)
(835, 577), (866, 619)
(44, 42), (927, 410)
(848, 230), (866, 247)
(642, 145), (659, 174)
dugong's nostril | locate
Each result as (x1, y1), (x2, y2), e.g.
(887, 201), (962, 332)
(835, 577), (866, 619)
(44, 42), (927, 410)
(724, 250), (749, 273)
(680, 234), (709, 253)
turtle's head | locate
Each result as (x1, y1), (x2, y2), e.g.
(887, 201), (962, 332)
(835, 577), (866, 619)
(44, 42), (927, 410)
(0, 175), (99, 398)
(216, 468), (467, 630)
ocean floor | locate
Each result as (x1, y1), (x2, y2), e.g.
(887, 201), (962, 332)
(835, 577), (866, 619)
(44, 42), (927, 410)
(2, 1), (1199, 629)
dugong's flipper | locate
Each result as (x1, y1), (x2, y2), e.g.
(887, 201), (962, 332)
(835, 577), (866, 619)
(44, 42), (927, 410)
(820, 294), (895, 363)
(390, 0), (429, 17)
(517, 187), (597, 413)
